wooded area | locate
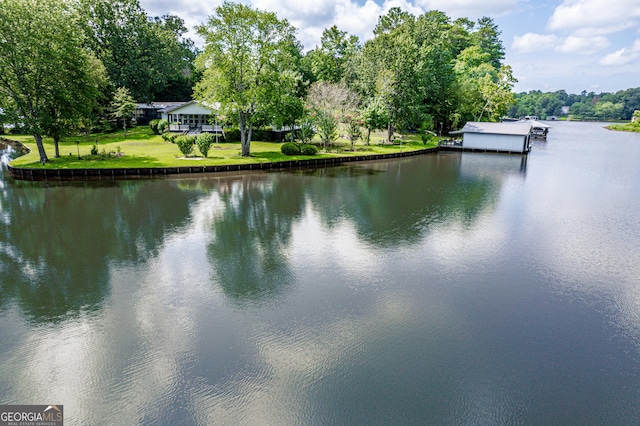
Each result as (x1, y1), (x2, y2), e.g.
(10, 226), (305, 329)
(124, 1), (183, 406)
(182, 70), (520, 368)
(1, 0), (638, 163)
(509, 88), (640, 121)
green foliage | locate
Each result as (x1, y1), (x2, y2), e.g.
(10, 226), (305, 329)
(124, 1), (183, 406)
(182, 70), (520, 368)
(281, 142), (301, 155)
(300, 144), (318, 155)
(511, 88), (640, 120)
(162, 132), (179, 143)
(0, 0), (106, 163)
(307, 25), (360, 83)
(196, 133), (215, 157)
(195, 1), (302, 156)
(175, 135), (195, 156)
(343, 114), (362, 150)
(252, 127), (277, 142)
(223, 128), (241, 142)
(111, 87), (137, 137)
(361, 98), (388, 145)
(314, 111), (338, 151)
(149, 119), (160, 134)
(80, 0), (197, 103)
(157, 119), (169, 134)
(298, 118), (316, 144)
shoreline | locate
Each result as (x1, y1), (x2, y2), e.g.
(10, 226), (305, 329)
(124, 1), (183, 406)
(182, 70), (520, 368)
(3, 135), (440, 181)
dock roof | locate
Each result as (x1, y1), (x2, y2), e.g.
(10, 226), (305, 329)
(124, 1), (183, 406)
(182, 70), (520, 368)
(451, 122), (533, 136)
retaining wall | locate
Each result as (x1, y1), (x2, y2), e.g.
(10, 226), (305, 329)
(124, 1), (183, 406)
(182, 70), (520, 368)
(7, 147), (439, 181)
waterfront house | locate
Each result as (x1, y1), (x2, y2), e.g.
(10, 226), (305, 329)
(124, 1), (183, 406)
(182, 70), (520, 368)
(159, 101), (220, 133)
(450, 122), (533, 154)
(134, 102), (186, 125)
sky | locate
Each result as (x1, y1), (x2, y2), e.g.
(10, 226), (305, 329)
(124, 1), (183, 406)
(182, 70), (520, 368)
(139, 0), (640, 94)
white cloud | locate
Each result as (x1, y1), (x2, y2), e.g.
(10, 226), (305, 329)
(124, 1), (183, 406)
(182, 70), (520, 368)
(417, 0), (518, 18)
(548, 0), (640, 35)
(512, 33), (560, 53)
(556, 35), (610, 54)
(600, 39), (640, 65)
(253, 0), (426, 50)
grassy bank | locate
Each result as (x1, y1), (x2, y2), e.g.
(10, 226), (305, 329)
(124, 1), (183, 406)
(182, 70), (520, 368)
(607, 122), (640, 132)
(8, 126), (438, 169)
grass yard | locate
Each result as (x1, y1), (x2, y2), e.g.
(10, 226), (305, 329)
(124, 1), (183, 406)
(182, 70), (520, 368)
(607, 122), (640, 132)
(8, 126), (439, 170)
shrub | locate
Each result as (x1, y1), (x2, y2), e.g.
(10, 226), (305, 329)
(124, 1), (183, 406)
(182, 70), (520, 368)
(149, 119), (160, 134)
(162, 132), (179, 143)
(175, 136), (195, 156)
(300, 144), (318, 155)
(253, 126), (276, 142)
(157, 119), (169, 134)
(281, 142), (301, 155)
(223, 128), (241, 142)
(196, 133), (215, 157)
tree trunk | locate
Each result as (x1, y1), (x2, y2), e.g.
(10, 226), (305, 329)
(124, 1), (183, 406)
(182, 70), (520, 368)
(34, 133), (48, 164)
(387, 124), (394, 143)
(365, 128), (371, 145)
(239, 112), (251, 156)
(54, 137), (60, 158)
(123, 121), (127, 138)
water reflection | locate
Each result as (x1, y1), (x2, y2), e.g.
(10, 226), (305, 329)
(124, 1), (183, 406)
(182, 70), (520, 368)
(0, 177), (202, 322)
(203, 174), (303, 305)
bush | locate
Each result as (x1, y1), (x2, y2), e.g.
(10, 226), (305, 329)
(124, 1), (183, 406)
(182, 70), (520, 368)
(253, 126), (276, 142)
(157, 119), (169, 134)
(223, 128), (241, 142)
(300, 144), (318, 155)
(281, 142), (301, 155)
(196, 133), (215, 157)
(175, 135), (195, 156)
(149, 119), (160, 134)
(162, 132), (179, 143)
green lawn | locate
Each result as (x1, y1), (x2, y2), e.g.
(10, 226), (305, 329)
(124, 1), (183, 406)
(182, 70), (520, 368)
(7, 126), (439, 169)
(607, 122), (640, 132)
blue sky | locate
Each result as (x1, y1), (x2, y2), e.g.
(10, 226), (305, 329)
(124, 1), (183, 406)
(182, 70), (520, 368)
(140, 0), (640, 94)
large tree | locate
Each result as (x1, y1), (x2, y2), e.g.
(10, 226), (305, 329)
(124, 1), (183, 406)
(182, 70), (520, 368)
(80, 0), (196, 103)
(306, 25), (360, 83)
(307, 81), (359, 152)
(0, 0), (104, 164)
(195, 1), (301, 156)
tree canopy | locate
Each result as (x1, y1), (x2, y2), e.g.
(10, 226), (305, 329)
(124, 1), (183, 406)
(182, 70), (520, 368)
(0, 0), (105, 163)
(195, 1), (302, 156)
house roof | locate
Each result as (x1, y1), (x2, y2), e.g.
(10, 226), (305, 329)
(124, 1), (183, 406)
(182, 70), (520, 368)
(136, 101), (188, 110)
(158, 100), (220, 114)
(451, 122), (533, 136)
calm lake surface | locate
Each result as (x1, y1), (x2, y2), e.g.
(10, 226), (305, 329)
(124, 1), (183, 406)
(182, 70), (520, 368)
(1, 122), (640, 425)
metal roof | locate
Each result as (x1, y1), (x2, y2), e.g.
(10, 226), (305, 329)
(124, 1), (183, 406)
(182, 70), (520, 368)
(514, 119), (551, 128)
(451, 122), (533, 136)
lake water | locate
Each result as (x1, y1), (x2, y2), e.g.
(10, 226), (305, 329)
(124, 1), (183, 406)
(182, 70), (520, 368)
(1, 122), (640, 425)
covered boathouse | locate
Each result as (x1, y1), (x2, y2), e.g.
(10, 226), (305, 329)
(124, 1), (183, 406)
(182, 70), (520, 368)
(448, 122), (533, 154)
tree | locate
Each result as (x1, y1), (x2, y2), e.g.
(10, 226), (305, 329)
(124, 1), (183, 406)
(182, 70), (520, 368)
(0, 0), (104, 164)
(361, 98), (388, 145)
(195, 2), (301, 156)
(473, 17), (505, 69)
(307, 25), (360, 83)
(43, 55), (108, 158)
(80, 0), (196, 103)
(343, 114), (362, 151)
(111, 87), (137, 137)
(307, 82), (359, 152)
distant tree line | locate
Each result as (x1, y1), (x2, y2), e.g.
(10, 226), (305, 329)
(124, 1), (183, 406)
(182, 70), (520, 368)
(509, 88), (640, 121)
